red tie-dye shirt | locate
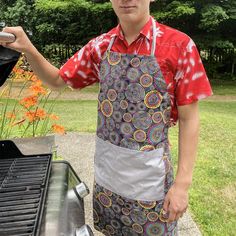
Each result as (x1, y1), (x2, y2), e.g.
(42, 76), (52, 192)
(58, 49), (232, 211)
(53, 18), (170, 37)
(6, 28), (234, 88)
(59, 17), (212, 123)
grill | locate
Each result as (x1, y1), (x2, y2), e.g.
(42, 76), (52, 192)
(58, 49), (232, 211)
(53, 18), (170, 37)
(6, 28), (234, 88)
(0, 44), (93, 236)
(0, 141), (51, 236)
(0, 138), (93, 236)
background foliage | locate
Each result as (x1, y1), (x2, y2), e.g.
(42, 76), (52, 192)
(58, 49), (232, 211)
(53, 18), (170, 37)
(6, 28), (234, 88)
(0, 1), (235, 235)
(0, 0), (235, 78)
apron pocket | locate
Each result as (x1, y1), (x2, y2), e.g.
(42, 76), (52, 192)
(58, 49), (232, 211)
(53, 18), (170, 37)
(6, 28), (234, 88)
(94, 136), (166, 201)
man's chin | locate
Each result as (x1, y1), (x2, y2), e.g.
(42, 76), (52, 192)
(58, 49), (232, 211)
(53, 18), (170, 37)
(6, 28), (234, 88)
(119, 14), (138, 23)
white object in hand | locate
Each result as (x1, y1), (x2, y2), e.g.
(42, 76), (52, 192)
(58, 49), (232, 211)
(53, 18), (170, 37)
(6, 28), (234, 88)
(0, 32), (16, 43)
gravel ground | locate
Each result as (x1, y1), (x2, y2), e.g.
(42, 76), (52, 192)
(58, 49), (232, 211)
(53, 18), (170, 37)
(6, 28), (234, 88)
(55, 132), (202, 236)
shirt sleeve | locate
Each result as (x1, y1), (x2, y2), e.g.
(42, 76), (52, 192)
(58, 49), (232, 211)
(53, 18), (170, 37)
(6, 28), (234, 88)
(174, 37), (213, 106)
(59, 40), (100, 89)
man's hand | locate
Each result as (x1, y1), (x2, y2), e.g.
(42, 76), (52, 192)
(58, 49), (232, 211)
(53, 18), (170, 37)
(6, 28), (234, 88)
(0, 26), (65, 89)
(161, 102), (199, 222)
(163, 183), (189, 222)
(0, 26), (34, 54)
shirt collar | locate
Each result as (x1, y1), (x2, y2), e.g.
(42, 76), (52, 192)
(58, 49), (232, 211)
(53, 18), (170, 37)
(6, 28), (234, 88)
(110, 16), (154, 41)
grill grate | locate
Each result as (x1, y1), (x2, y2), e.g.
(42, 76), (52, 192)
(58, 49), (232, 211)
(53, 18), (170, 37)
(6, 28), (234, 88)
(0, 155), (51, 236)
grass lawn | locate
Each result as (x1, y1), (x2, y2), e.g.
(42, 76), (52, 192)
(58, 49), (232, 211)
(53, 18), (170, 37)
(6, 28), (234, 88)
(196, 101), (236, 235)
(42, 99), (236, 236)
(210, 79), (236, 96)
(169, 100), (236, 236)
(54, 99), (98, 132)
(64, 79), (236, 96)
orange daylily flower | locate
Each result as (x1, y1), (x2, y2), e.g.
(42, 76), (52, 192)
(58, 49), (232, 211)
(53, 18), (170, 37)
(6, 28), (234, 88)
(29, 84), (47, 96)
(49, 114), (59, 120)
(36, 109), (47, 119)
(29, 75), (38, 82)
(32, 78), (42, 86)
(52, 124), (65, 134)
(25, 109), (47, 122)
(12, 67), (25, 75)
(6, 112), (16, 120)
(20, 96), (38, 108)
(25, 112), (36, 122)
(1, 56), (63, 138)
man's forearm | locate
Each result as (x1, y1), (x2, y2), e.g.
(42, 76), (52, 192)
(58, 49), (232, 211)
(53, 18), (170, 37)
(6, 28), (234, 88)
(175, 103), (200, 190)
(24, 46), (64, 89)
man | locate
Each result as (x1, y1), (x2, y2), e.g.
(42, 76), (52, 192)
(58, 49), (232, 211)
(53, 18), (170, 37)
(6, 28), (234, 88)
(1, 0), (212, 235)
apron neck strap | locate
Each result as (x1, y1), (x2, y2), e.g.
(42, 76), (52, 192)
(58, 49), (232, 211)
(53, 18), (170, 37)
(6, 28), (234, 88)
(107, 17), (157, 56)
(107, 36), (115, 52)
(151, 18), (157, 56)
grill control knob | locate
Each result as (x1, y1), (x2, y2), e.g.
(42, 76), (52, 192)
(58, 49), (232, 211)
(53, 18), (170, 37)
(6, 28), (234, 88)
(75, 224), (94, 236)
(74, 182), (89, 198)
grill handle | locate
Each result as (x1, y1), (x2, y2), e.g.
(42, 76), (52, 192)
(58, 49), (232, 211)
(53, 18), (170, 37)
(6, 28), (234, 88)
(74, 182), (90, 199)
(0, 32), (16, 43)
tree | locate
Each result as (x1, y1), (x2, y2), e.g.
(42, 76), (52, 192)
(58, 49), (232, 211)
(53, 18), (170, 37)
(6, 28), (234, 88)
(34, 0), (116, 46)
(1, 0), (235, 77)
(151, 0), (236, 78)
(0, 0), (36, 36)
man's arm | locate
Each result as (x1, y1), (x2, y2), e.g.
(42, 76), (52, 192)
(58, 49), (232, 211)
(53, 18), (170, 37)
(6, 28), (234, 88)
(1, 26), (66, 89)
(176, 102), (199, 189)
(163, 102), (200, 222)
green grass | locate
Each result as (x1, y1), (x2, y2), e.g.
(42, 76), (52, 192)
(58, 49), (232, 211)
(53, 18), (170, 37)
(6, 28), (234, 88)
(170, 100), (236, 236)
(54, 99), (98, 132)
(65, 82), (99, 94)
(210, 79), (236, 96)
(0, 98), (98, 137)
(192, 101), (236, 236)
(76, 80), (236, 96)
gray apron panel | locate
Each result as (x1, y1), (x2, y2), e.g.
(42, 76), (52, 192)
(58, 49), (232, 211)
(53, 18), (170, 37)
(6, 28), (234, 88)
(94, 136), (166, 201)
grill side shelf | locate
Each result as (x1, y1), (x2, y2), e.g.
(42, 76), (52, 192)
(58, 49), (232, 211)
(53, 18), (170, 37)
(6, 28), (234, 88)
(0, 154), (52, 236)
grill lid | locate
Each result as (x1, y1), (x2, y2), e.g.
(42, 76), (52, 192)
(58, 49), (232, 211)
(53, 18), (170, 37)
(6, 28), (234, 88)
(0, 45), (20, 87)
(0, 140), (52, 236)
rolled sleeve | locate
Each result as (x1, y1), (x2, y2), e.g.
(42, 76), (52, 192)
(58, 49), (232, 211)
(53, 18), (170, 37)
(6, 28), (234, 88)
(175, 38), (213, 106)
(59, 42), (99, 89)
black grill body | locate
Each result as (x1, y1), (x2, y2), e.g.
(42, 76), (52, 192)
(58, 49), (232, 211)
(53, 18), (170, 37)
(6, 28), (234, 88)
(0, 46), (20, 87)
(0, 140), (52, 236)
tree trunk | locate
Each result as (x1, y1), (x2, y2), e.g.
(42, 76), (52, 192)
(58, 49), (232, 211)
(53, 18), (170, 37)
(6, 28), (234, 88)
(232, 61), (235, 76)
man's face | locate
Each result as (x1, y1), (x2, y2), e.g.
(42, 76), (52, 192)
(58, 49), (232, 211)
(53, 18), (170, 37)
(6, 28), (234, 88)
(111, 0), (153, 24)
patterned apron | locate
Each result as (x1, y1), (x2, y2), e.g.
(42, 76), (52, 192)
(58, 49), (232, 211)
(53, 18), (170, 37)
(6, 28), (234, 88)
(93, 19), (177, 236)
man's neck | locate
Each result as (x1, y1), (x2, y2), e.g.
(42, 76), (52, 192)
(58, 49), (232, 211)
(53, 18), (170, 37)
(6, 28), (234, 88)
(120, 16), (150, 45)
